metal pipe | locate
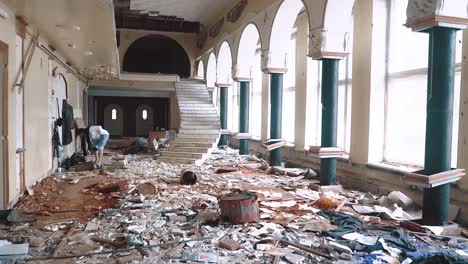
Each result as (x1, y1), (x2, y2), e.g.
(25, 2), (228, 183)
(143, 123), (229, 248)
(320, 59), (340, 185)
(269, 73), (283, 166)
(239, 81), (250, 155)
(218, 86), (228, 146)
(422, 27), (457, 226)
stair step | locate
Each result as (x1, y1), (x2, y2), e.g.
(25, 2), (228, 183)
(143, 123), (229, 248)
(175, 137), (217, 143)
(177, 134), (219, 140)
(180, 110), (218, 115)
(179, 129), (219, 135)
(181, 111), (218, 115)
(172, 142), (215, 148)
(180, 125), (220, 129)
(161, 151), (204, 159)
(165, 147), (208, 153)
(177, 94), (210, 98)
(178, 100), (212, 104)
(180, 118), (219, 122)
(179, 105), (215, 108)
(158, 157), (196, 165)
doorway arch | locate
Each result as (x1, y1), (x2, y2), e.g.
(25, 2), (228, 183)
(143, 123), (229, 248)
(123, 35), (191, 77)
(135, 104), (154, 136)
(104, 104), (124, 137)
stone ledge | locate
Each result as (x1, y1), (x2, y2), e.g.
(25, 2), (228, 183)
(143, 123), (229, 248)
(308, 146), (345, 159)
(404, 169), (465, 188)
(232, 132), (251, 140)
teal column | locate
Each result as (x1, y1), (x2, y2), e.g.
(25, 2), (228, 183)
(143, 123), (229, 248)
(422, 27), (457, 226)
(218, 87), (228, 146)
(239, 81), (250, 155)
(320, 59), (340, 186)
(269, 73), (283, 166)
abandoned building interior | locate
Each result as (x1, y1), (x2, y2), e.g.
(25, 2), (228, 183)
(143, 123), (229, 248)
(1, 0), (468, 263)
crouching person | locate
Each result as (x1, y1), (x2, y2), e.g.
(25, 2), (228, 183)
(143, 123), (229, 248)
(78, 126), (109, 169)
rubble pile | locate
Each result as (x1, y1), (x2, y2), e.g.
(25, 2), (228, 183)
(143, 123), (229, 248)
(0, 147), (467, 263)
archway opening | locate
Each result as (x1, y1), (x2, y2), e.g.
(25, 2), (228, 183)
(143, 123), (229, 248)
(196, 61), (205, 79)
(206, 53), (217, 88)
(237, 24), (262, 138)
(217, 42), (236, 131)
(269, 0), (305, 143)
(123, 34), (191, 77)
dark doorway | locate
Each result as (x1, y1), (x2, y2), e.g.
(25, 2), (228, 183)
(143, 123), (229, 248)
(95, 96), (170, 137)
(123, 35), (191, 77)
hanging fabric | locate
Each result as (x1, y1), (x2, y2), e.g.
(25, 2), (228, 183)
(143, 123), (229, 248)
(62, 99), (75, 146)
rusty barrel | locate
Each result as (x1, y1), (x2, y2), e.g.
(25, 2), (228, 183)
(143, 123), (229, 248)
(218, 191), (259, 224)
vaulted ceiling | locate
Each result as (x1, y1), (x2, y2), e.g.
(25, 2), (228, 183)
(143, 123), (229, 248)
(114, 0), (237, 33)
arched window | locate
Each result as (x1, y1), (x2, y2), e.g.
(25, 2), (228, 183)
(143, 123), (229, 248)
(112, 109), (117, 120)
(142, 110), (148, 120)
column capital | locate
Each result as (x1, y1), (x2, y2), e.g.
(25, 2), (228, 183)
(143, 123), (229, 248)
(406, 0), (468, 31)
(215, 83), (232, 88)
(261, 49), (288, 74)
(232, 64), (253, 82)
(308, 28), (350, 60)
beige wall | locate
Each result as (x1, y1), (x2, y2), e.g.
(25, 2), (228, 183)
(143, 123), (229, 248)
(0, 1), (21, 204)
(170, 92), (180, 130)
(0, 1), (88, 205)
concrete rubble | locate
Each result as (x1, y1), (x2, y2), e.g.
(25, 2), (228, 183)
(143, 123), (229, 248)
(0, 147), (467, 263)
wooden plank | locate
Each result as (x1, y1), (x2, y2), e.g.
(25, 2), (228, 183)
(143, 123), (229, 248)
(0, 40), (9, 208)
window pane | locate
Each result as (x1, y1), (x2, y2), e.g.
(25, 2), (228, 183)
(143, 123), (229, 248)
(385, 76), (427, 166)
(112, 109), (117, 120)
(282, 36), (296, 143)
(305, 58), (321, 147)
(228, 82), (239, 132)
(336, 84), (352, 153)
(250, 51), (262, 138)
(388, 0), (429, 73)
(384, 0), (460, 167)
(142, 110), (147, 120)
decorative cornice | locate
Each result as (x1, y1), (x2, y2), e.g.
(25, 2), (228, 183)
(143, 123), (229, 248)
(406, 0), (468, 31)
(308, 28), (350, 60)
(233, 77), (253, 82)
(262, 68), (288, 74)
(261, 50), (288, 73)
(406, 15), (468, 31)
(232, 64), (253, 81)
(310, 51), (349, 60)
(215, 83), (232, 88)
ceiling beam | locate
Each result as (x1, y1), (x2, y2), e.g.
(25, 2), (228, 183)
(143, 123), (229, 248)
(113, 0), (200, 33)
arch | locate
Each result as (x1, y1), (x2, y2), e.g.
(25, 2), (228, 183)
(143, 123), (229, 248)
(122, 34), (191, 77)
(206, 52), (217, 88)
(196, 60), (205, 80)
(135, 104), (154, 136)
(269, 0), (305, 68)
(104, 104), (124, 137)
(237, 23), (261, 78)
(216, 41), (233, 85)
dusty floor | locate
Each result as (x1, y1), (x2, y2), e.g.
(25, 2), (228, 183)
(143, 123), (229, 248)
(1, 147), (468, 263)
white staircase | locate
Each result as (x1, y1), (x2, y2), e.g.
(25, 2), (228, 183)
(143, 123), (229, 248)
(159, 79), (221, 165)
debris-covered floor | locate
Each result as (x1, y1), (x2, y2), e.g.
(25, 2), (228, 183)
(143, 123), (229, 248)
(2, 147), (468, 263)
